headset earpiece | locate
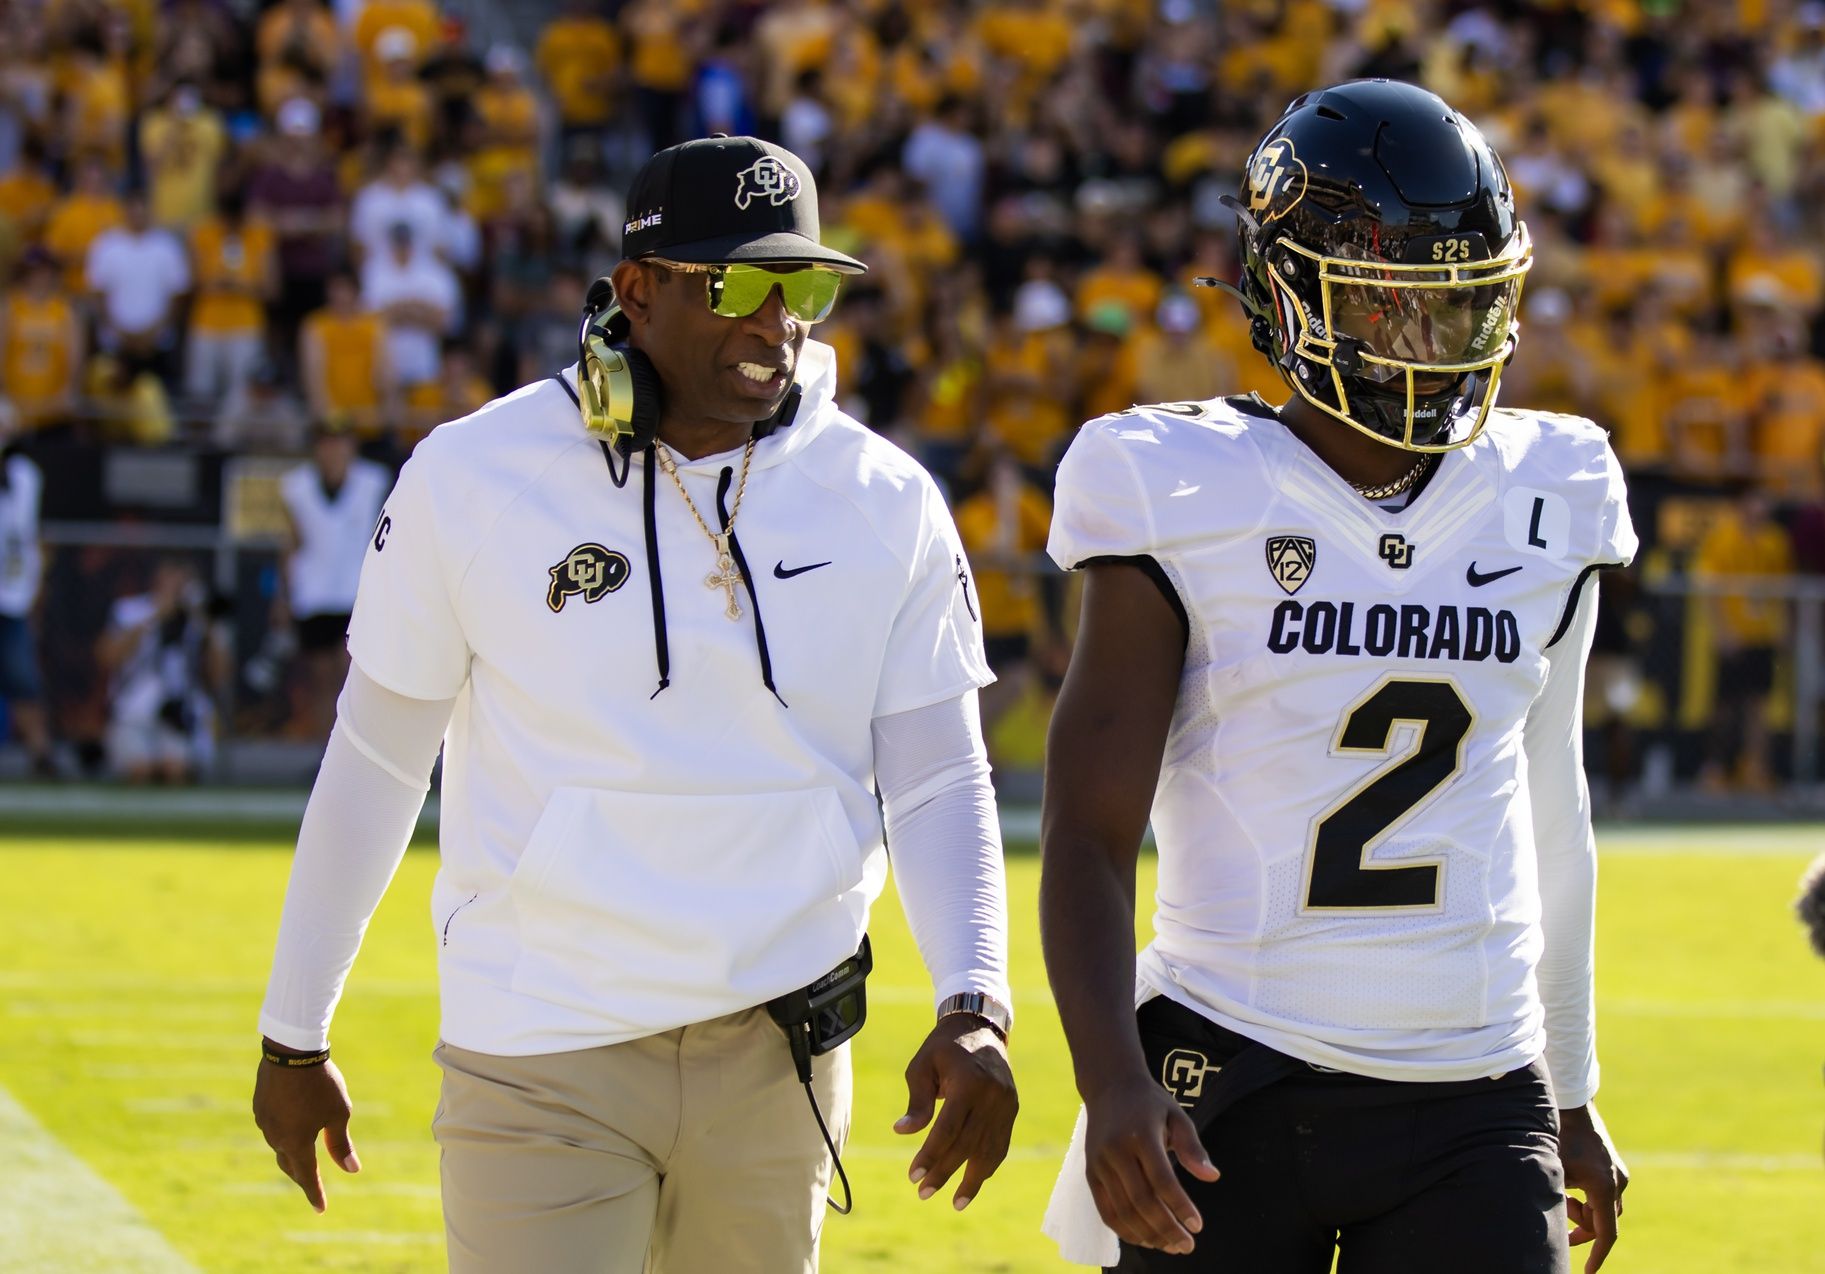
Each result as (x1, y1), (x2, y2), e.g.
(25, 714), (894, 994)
(575, 271), (803, 451)
(578, 285), (664, 451)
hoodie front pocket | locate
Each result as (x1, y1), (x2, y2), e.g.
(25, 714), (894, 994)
(507, 785), (866, 1030)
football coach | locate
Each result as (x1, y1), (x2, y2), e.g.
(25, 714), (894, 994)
(252, 135), (1017, 1272)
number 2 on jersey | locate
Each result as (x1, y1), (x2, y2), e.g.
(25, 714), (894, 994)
(1303, 677), (1474, 911)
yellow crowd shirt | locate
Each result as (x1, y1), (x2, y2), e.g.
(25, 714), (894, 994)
(2, 290), (79, 425)
(190, 219), (275, 336)
(1694, 512), (1795, 646)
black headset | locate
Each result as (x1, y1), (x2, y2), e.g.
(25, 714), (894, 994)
(576, 274), (805, 463)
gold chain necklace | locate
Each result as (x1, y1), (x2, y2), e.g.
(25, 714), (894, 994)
(655, 437), (758, 621)
(1351, 454), (1432, 501)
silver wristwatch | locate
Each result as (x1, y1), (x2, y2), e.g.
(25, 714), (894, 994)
(936, 992), (1011, 1041)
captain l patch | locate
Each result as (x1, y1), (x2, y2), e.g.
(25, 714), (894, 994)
(1265, 535), (1316, 595)
(548, 543), (631, 613)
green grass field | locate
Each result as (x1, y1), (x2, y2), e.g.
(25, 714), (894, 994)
(2, 825), (1823, 1273)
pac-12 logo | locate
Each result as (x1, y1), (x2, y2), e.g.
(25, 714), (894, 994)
(734, 157), (802, 209)
(1265, 535), (1317, 595)
(1247, 138), (1308, 223)
(1161, 1048), (1216, 1108)
(547, 543), (631, 613)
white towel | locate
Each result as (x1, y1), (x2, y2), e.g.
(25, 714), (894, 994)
(1040, 982), (1162, 1266)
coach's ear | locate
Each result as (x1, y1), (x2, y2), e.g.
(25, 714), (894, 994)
(612, 259), (657, 333)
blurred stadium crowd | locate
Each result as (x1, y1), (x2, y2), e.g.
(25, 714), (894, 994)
(1, 0), (1824, 796)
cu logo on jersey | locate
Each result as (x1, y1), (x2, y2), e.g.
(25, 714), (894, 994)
(734, 157), (801, 209)
(547, 543), (631, 613)
(1265, 535), (1317, 595)
(1161, 1048), (1215, 1108)
(1246, 138), (1308, 223)
(1379, 533), (1414, 570)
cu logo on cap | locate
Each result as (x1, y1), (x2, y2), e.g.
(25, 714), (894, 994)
(734, 157), (802, 209)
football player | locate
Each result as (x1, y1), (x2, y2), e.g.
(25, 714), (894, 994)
(1039, 80), (1633, 1274)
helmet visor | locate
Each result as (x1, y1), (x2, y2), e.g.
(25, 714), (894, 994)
(1328, 276), (1522, 379)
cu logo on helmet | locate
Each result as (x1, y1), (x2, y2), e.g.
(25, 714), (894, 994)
(1247, 139), (1308, 222)
(734, 157), (802, 209)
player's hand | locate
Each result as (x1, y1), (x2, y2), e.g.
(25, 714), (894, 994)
(252, 1051), (361, 1213)
(895, 1016), (1018, 1211)
(1560, 1103), (1628, 1273)
(1082, 1075), (1219, 1256)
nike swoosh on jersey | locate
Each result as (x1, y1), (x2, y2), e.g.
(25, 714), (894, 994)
(1465, 562), (1524, 587)
(774, 560), (832, 579)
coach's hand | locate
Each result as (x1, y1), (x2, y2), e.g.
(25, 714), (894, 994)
(895, 1016), (1017, 1211)
(1082, 1075), (1219, 1256)
(252, 1048), (361, 1213)
(1560, 1103), (1628, 1273)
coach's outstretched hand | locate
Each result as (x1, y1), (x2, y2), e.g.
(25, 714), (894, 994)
(1082, 1074), (1220, 1256)
(252, 1046), (362, 1213)
(1559, 1103), (1628, 1273)
(895, 1016), (1018, 1212)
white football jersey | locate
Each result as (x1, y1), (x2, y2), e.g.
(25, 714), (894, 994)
(1048, 395), (1637, 1085)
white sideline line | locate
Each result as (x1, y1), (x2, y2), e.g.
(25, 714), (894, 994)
(6, 1000), (246, 1020)
(282, 1230), (443, 1246)
(177, 1137), (429, 1156)
(1604, 997), (1825, 1021)
(66, 1031), (256, 1049)
(1595, 824), (1825, 855)
(0, 1083), (199, 1273)
(221, 1180), (442, 1198)
(12, 972), (1822, 1025)
(82, 1062), (253, 1080)
(0, 782), (1818, 851)
(0, 970), (436, 994)
(1630, 1151), (1818, 1172)
(125, 1096), (393, 1117)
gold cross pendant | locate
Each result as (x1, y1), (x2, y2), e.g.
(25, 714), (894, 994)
(706, 534), (743, 620)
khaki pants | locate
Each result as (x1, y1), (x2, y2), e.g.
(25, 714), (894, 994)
(434, 1008), (850, 1273)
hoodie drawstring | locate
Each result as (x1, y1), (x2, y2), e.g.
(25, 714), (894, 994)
(717, 466), (786, 707)
(637, 441), (672, 698)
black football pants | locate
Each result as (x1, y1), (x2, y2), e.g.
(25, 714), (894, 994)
(1111, 997), (1569, 1274)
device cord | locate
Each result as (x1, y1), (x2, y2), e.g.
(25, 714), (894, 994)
(803, 1079), (853, 1215)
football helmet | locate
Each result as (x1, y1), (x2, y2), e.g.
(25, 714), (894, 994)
(1218, 79), (1531, 451)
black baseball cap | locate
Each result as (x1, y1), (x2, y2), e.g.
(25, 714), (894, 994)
(621, 135), (867, 274)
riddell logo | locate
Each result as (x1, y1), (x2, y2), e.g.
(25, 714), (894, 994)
(624, 210), (663, 235)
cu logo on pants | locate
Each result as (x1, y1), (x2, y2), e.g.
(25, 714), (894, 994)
(1161, 1048), (1215, 1108)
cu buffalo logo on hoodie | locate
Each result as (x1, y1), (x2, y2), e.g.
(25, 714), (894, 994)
(548, 543), (631, 613)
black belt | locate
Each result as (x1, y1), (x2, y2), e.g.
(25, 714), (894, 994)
(1137, 996), (1306, 1133)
